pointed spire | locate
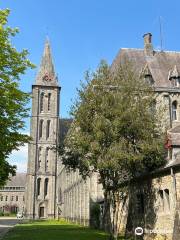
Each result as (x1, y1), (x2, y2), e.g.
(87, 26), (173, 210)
(35, 39), (58, 86)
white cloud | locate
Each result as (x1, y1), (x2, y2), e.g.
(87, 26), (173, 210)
(8, 144), (28, 173)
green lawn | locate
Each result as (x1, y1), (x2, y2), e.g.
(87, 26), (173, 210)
(3, 219), (114, 240)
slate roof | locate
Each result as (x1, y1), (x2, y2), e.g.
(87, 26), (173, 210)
(112, 48), (180, 88)
(111, 34), (180, 170)
(5, 173), (26, 187)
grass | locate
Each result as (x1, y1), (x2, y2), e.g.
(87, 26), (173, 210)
(0, 213), (16, 217)
(3, 219), (118, 240)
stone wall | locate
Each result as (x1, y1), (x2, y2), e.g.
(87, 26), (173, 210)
(0, 190), (25, 213)
(121, 169), (180, 240)
(57, 161), (104, 226)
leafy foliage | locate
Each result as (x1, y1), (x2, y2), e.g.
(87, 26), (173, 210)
(0, 9), (35, 186)
(61, 61), (166, 189)
(60, 60), (166, 239)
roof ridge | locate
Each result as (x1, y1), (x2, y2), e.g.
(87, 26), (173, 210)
(121, 48), (180, 54)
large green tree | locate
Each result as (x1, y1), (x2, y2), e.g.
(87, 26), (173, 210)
(60, 61), (166, 239)
(0, 9), (34, 186)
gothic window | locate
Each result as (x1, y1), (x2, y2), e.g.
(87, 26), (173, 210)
(48, 93), (51, 111)
(0, 196), (3, 201)
(40, 92), (44, 112)
(44, 178), (48, 197)
(145, 75), (154, 85)
(158, 190), (164, 211)
(38, 147), (42, 170)
(46, 120), (50, 139)
(16, 196), (18, 201)
(37, 178), (41, 196)
(172, 101), (177, 121)
(39, 120), (43, 139)
(164, 189), (170, 211)
(45, 148), (49, 172)
(5, 196), (8, 201)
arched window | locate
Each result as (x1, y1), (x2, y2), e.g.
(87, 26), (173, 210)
(164, 189), (170, 211)
(38, 147), (42, 170)
(45, 148), (49, 172)
(44, 178), (48, 197)
(48, 93), (51, 111)
(37, 178), (41, 196)
(40, 92), (44, 112)
(172, 101), (177, 121)
(39, 120), (43, 139)
(46, 120), (50, 139)
(158, 190), (164, 211)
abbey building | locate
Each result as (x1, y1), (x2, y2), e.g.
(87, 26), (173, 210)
(24, 34), (180, 239)
(25, 40), (103, 220)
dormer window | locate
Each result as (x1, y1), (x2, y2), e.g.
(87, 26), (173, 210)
(144, 74), (154, 85)
(174, 78), (180, 87)
(141, 64), (154, 85)
(169, 65), (180, 87)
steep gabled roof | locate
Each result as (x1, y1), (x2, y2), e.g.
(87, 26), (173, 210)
(5, 173), (26, 187)
(111, 48), (180, 88)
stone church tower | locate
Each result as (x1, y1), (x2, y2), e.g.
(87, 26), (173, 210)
(25, 40), (60, 219)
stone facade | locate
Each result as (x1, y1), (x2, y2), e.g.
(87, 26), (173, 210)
(0, 173), (26, 214)
(110, 33), (180, 239)
(24, 40), (103, 222)
(57, 165), (103, 225)
(24, 33), (180, 239)
(25, 40), (60, 219)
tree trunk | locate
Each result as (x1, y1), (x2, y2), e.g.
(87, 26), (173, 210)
(102, 190), (112, 232)
(109, 191), (128, 240)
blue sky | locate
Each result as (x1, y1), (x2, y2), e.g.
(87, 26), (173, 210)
(1, 0), (180, 172)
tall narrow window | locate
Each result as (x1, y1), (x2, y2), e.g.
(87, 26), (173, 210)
(38, 147), (42, 170)
(45, 148), (49, 172)
(44, 178), (48, 197)
(46, 120), (50, 139)
(172, 101), (177, 121)
(37, 178), (41, 196)
(40, 92), (44, 112)
(48, 93), (51, 111)
(39, 120), (43, 139)
(159, 190), (164, 211)
(164, 189), (170, 211)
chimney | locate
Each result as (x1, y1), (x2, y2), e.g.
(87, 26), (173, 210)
(143, 33), (153, 56)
